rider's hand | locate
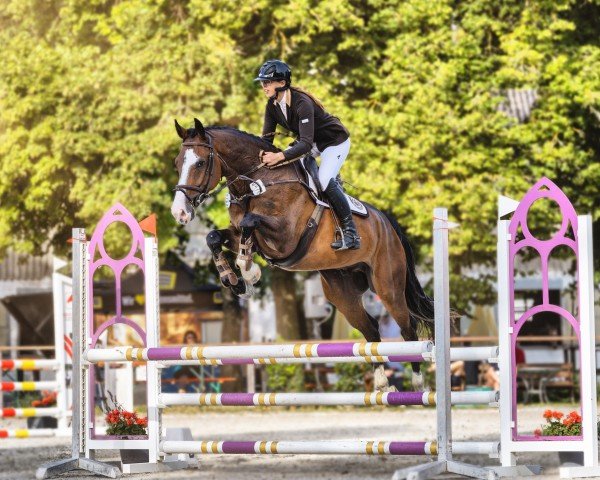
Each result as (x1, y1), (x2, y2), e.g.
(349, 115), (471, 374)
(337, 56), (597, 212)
(262, 151), (285, 166)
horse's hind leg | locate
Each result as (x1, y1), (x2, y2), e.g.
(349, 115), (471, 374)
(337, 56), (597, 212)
(319, 269), (394, 392)
(369, 254), (424, 391)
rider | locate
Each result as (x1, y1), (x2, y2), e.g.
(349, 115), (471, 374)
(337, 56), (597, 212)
(255, 59), (360, 251)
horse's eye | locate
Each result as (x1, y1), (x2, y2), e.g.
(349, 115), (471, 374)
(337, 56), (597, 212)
(196, 160), (206, 168)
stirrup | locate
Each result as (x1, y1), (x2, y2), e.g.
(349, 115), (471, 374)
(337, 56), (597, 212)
(331, 227), (360, 252)
(331, 227), (349, 251)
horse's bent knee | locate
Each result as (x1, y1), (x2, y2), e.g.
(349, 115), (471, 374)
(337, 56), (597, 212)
(206, 230), (223, 253)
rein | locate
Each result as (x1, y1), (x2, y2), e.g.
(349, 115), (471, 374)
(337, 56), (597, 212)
(174, 131), (308, 210)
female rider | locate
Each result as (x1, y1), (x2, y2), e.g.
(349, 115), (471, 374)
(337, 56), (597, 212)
(256, 59), (360, 250)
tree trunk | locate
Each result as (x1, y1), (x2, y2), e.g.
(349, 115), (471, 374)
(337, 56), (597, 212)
(271, 268), (301, 340)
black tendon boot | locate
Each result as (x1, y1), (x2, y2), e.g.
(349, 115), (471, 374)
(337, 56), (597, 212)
(324, 179), (361, 250)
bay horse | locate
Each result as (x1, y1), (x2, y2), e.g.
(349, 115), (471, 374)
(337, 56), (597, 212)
(170, 118), (434, 391)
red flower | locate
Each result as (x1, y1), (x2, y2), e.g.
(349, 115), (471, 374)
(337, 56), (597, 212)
(136, 417), (148, 427)
(534, 429), (542, 437)
(567, 411), (581, 422)
(538, 409), (582, 437)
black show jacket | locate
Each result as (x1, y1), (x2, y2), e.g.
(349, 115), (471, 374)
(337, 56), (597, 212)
(262, 88), (349, 160)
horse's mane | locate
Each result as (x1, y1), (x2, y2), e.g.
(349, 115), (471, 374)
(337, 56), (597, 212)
(187, 125), (281, 152)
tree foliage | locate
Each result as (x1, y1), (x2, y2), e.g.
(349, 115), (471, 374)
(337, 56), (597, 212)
(1, 0), (599, 311)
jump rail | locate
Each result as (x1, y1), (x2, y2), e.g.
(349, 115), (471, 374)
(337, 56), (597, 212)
(1, 429), (57, 438)
(159, 439), (500, 456)
(0, 408), (61, 418)
(85, 341), (434, 363)
(1, 360), (59, 370)
(152, 345), (498, 366)
(1, 381), (58, 392)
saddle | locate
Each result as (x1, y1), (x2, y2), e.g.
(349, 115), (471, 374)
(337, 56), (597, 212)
(299, 156), (368, 217)
(254, 154), (368, 269)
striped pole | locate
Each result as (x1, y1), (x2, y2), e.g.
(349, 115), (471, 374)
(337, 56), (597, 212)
(0, 381), (58, 391)
(85, 341), (434, 363)
(161, 440), (438, 455)
(0, 429), (57, 439)
(158, 355), (425, 367)
(1, 359), (59, 370)
(159, 391), (499, 407)
(156, 346), (499, 367)
(0, 408), (61, 418)
(159, 440), (500, 456)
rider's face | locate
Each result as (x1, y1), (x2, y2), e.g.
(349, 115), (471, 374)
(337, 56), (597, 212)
(261, 80), (286, 98)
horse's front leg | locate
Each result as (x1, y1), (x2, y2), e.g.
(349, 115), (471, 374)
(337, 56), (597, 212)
(235, 214), (262, 285)
(206, 228), (253, 298)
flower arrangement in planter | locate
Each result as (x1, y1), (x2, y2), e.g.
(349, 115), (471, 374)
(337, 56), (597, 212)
(105, 405), (148, 436)
(31, 391), (57, 408)
(534, 410), (582, 437)
(28, 391), (58, 429)
(534, 410), (583, 466)
(104, 404), (149, 465)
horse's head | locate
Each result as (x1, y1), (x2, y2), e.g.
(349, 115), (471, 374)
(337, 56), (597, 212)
(171, 118), (222, 225)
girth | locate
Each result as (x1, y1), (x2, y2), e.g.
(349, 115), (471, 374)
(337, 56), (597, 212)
(260, 204), (324, 269)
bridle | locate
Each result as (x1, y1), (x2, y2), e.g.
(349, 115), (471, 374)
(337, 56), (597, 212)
(173, 131), (267, 210)
(173, 132), (223, 208)
(173, 129), (311, 212)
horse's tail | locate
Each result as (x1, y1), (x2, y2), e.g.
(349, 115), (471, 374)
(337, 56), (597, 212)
(382, 211), (435, 339)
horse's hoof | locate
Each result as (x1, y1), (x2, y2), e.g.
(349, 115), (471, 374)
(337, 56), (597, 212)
(374, 384), (397, 393)
(235, 281), (256, 299)
(412, 372), (424, 391)
(241, 262), (261, 284)
(374, 365), (389, 391)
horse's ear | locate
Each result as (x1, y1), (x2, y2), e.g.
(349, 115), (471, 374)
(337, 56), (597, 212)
(174, 119), (187, 140)
(194, 118), (205, 138)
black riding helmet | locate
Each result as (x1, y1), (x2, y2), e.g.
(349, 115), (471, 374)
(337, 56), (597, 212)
(254, 60), (291, 97)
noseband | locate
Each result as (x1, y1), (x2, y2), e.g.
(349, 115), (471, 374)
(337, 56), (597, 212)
(173, 133), (218, 208)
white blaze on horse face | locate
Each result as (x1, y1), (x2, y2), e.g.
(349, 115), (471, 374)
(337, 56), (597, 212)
(171, 148), (199, 225)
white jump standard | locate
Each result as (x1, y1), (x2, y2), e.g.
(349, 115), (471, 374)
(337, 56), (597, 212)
(0, 299), (71, 440)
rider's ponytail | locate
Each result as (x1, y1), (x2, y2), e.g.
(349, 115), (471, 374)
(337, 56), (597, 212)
(290, 86), (325, 110)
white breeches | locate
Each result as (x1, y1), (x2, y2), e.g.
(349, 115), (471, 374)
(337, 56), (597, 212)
(313, 137), (351, 190)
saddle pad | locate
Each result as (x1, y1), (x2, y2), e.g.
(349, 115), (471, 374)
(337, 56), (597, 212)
(315, 194), (368, 217)
(301, 159), (368, 217)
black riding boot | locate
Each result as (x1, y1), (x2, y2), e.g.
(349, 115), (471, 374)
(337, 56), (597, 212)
(324, 179), (361, 250)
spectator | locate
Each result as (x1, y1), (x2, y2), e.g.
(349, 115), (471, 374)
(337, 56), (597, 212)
(174, 331), (201, 393)
(450, 361), (466, 391)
